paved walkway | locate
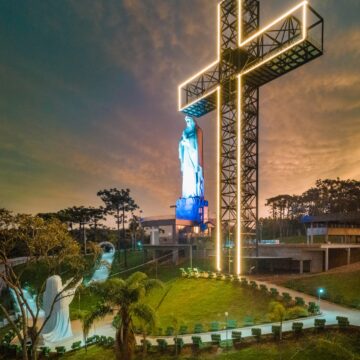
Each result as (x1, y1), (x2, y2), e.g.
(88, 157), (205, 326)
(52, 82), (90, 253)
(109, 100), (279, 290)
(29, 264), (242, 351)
(43, 276), (360, 350)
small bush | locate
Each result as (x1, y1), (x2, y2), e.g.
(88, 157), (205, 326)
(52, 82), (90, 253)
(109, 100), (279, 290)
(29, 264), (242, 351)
(314, 318), (326, 330)
(350, 299), (360, 309)
(271, 325), (281, 339)
(251, 328), (261, 341)
(336, 316), (350, 329)
(282, 292), (292, 304)
(71, 341), (81, 350)
(295, 297), (305, 306)
(308, 302), (320, 314)
(287, 306), (308, 319)
(270, 288), (279, 297)
(55, 346), (66, 355)
(240, 278), (248, 287)
(259, 284), (268, 292)
(165, 326), (174, 336)
(292, 322), (304, 335)
(250, 280), (258, 289)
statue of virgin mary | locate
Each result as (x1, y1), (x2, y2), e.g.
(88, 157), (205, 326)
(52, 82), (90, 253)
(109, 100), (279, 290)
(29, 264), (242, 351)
(178, 116), (204, 199)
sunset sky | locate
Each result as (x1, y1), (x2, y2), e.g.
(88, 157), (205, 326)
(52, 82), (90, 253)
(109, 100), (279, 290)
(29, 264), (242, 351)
(0, 0), (359, 219)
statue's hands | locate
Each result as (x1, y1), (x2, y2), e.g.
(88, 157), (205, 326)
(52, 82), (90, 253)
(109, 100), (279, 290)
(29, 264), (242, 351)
(181, 138), (189, 146)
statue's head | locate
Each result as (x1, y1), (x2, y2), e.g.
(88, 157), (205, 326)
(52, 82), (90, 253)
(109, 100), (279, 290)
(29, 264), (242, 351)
(185, 116), (196, 131)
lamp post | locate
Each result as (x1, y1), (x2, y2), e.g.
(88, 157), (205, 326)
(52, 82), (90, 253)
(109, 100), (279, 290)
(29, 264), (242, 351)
(318, 288), (324, 312)
(225, 311), (229, 350)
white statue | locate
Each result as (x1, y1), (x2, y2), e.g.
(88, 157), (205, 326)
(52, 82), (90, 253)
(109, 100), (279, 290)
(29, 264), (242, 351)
(179, 116), (204, 198)
(41, 275), (80, 343)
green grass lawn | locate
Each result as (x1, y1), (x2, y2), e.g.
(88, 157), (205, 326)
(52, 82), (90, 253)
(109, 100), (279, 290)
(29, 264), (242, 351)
(140, 278), (275, 333)
(283, 270), (360, 308)
(62, 330), (360, 360)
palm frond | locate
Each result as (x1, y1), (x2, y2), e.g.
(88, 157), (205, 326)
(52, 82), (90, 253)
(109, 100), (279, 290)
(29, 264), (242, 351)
(131, 303), (156, 330)
(126, 271), (148, 285)
(144, 278), (163, 295)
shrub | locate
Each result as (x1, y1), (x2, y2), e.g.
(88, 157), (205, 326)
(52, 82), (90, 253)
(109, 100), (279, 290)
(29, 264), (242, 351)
(240, 278), (248, 287)
(282, 292), (292, 304)
(105, 337), (115, 346)
(292, 322), (304, 335)
(336, 316), (350, 329)
(314, 318), (326, 330)
(287, 306), (308, 319)
(40, 346), (51, 357)
(271, 325), (281, 339)
(350, 299), (360, 309)
(55, 346), (66, 355)
(71, 341), (81, 350)
(250, 280), (258, 289)
(270, 288), (279, 297)
(165, 326), (174, 336)
(251, 328), (262, 341)
(295, 297), (305, 306)
(259, 284), (268, 292)
(232, 331), (242, 342)
(308, 302), (320, 314)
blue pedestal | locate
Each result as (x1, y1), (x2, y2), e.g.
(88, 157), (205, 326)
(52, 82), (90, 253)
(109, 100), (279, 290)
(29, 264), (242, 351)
(176, 197), (208, 224)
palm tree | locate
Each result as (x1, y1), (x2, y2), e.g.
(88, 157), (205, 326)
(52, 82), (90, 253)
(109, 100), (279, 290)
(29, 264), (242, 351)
(79, 303), (112, 351)
(93, 272), (162, 360)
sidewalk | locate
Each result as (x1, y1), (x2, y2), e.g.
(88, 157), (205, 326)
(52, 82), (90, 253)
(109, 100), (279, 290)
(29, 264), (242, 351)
(43, 276), (360, 350)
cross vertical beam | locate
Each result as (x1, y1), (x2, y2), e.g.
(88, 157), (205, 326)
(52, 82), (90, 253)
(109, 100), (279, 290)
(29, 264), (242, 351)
(178, 0), (324, 274)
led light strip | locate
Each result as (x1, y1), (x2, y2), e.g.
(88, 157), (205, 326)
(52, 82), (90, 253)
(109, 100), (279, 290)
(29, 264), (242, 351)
(178, 86), (219, 113)
(178, 0), (309, 275)
(239, 1), (308, 47)
(236, 74), (242, 275)
(216, 86), (222, 271)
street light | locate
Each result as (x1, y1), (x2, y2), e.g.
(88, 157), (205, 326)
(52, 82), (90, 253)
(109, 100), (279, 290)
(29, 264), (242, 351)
(225, 311), (229, 350)
(317, 288), (324, 312)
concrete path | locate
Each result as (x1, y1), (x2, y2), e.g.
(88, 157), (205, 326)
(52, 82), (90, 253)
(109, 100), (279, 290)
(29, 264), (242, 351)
(43, 277), (360, 350)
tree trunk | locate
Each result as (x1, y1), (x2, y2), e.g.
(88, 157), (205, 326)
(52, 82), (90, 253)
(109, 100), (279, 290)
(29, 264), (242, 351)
(115, 327), (123, 360)
(22, 339), (29, 360)
(117, 209), (121, 252)
(142, 332), (147, 359)
(123, 207), (127, 267)
(115, 314), (135, 360)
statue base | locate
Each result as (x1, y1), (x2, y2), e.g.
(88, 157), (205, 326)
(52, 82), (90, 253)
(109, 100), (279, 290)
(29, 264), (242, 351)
(176, 197), (208, 225)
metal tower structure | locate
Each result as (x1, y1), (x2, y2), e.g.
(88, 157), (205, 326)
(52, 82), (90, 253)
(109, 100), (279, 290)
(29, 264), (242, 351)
(178, 0), (324, 274)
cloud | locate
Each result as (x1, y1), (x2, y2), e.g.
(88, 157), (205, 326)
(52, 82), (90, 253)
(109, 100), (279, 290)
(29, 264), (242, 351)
(0, 0), (359, 221)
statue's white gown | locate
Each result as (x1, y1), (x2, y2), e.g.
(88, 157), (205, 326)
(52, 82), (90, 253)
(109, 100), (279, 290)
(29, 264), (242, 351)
(41, 275), (78, 343)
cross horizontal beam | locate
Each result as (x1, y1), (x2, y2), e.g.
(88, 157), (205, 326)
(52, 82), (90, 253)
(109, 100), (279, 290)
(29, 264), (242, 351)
(179, 2), (323, 117)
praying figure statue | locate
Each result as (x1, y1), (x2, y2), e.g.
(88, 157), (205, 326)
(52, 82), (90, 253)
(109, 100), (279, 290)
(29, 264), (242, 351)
(179, 116), (204, 198)
(41, 275), (80, 343)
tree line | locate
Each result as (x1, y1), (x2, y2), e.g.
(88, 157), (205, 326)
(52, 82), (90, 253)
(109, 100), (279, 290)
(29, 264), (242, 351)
(5, 188), (143, 267)
(262, 178), (360, 240)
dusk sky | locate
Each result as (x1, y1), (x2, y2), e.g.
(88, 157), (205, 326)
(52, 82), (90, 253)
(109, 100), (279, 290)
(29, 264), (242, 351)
(1, 0), (359, 219)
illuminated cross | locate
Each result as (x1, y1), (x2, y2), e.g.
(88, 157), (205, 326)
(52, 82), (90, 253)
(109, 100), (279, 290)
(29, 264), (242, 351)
(178, 0), (324, 274)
